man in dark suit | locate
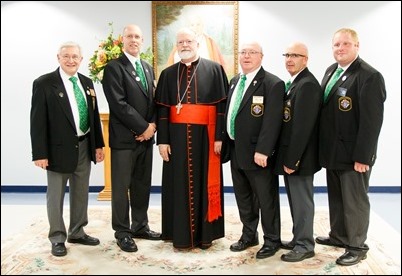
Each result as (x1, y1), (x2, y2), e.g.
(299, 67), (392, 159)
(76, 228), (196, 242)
(30, 41), (105, 257)
(223, 41), (284, 259)
(102, 24), (161, 253)
(317, 28), (386, 266)
(274, 42), (322, 262)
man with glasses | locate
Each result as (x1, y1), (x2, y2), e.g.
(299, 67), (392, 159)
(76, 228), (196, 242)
(30, 41), (105, 257)
(274, 42), (322, 262)
(223, 41), (284, 259)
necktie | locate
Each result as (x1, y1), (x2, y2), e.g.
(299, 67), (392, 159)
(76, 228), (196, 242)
(285, 80), (291, 92)
(229, 75), (247, 138)
(323, 68), (344, 102)
(135, 60), (147, 90)
(69, 76), (89, 133)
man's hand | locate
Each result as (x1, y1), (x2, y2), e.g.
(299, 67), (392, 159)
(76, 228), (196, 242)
(34, 159), (48, 170)
(136, 123), (156, 142)
(96, 148), (105, 162)
(159, 144), (171, 162)
(254, 152), (268, 168)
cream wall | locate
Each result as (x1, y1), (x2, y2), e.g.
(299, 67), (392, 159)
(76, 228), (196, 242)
(1, 1), (400, 188)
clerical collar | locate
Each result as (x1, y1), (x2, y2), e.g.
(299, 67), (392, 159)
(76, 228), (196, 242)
(180, 57), (200, 67)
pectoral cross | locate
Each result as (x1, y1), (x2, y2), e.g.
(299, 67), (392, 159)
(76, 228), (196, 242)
(176, 102), (182, 114)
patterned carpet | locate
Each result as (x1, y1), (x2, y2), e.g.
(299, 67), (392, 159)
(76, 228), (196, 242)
(1, 206), (400, 275)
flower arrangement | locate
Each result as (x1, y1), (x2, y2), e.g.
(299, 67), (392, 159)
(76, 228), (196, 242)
(88, 23), (153, 83)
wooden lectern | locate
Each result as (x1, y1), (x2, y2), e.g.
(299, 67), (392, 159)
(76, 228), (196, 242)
(98, 113), (111, 200)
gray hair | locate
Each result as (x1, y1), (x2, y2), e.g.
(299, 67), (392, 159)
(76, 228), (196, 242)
(58, 41), (82, 55)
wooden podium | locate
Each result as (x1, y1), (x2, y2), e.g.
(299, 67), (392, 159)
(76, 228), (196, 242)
(98, 113), (111, 200)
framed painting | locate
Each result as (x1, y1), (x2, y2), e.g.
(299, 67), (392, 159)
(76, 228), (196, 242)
(152, 1), (239, 80)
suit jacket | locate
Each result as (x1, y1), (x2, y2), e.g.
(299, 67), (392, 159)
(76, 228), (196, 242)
(223, 67), (284, 169)
(102, 54), (156, 149)
(319, 57), (386, 170)
(30, 68), (104, 173)
(274, 68), (322, 175)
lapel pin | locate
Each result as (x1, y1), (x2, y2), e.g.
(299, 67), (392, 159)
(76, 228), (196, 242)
(253, 80), (257, 86)
(342, 76), (347, 81)
(59, 92), (64, 98)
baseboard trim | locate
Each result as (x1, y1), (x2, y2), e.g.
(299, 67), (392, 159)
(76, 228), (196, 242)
(1, 185), (400, 193)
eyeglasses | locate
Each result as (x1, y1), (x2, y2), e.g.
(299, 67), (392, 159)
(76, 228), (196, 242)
(282, 53), (306, 58)
(177, 40), (195, 46)
(239, 51), (261, 56)
(60, 55), (81, 61)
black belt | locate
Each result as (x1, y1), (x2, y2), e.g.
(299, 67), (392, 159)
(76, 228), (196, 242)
(78, 133), (89, 141)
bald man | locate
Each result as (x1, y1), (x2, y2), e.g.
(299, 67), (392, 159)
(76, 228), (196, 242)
(274, 42), (322, 262)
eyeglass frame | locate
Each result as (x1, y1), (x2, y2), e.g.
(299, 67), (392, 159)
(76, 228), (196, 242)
(282, 53), (306, 58)
(60, 55), (82, 61)
(238, 50), (262, 56)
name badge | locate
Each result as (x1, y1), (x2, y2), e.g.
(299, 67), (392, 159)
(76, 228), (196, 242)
(253, 96), (263, 104)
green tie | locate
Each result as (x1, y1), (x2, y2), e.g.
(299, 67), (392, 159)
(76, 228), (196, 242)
(69, 76), (89, 133)
(229, 75), (247, 138)
(324, 68), (344, 102)
(285, 80), (291, 92)
(135, 60), (147, 90)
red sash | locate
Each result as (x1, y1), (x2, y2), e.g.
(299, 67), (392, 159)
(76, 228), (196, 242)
(170, 104), (222, 222)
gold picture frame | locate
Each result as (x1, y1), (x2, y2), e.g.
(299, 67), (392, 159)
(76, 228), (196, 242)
(152, 1), (239, 80)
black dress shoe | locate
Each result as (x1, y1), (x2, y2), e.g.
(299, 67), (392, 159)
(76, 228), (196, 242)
(281, 250), (315, 262)
(230, 239), (259, 252)
(199, 243), (212, 250)
(51, 242), (67, 257)
(117, 236), (138, 252)
(315, 236), (344, 248)
(280, 241), (294, 250)
(133, 229), (162, 240)
(68, 234), (100, 246)
(336, 251), (367, 266)
(256, 245), (280, 259)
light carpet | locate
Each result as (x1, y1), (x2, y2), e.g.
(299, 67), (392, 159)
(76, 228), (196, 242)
(1, 206), (400, 275)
